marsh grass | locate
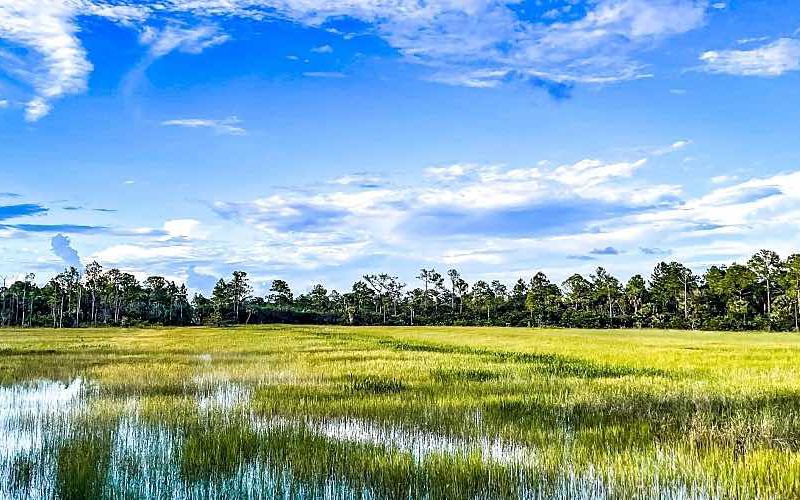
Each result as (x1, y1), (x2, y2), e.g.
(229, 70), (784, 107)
(346, 375), (406, 395)
(380, 338), (667, 378)
(431, 368), (501, 383)
(3, 325), (800, 498)
(54, 431), (113, 500)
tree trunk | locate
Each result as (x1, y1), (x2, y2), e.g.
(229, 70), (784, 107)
(795, 285), (799, 332)
(684, 279), (688, 320)
(75, 285), (81, 327)
(766, 278), (772, 317)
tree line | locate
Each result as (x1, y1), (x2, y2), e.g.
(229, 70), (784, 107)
(2, 249), (799, 331)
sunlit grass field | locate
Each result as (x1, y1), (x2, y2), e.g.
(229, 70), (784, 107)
(2, 325), (800, 498)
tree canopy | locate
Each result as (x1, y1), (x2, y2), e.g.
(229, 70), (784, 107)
(2, 250), (800, 331)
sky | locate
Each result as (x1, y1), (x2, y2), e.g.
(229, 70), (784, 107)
(1, 0), (799, 294)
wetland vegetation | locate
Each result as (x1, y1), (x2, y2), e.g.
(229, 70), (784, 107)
(2, 325), (800, 498)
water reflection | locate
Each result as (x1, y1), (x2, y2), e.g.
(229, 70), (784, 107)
(0, 378), (685, 499)
(0, 379), (85, 456)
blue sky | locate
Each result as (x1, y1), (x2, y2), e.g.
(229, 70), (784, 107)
(1, 0), (800, 293)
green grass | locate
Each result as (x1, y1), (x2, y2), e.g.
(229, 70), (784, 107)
(2, 325), (800, 498)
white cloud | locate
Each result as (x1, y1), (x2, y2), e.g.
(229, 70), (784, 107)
(650, 139), (692, 156)
(0, 0), (91, 121)
(92, 244), (193, 265)
(669, 140), (691, 151)
(311, 44), (333, 54)
(208, 143), (691, 279)
(195, 142), (800, 284)
(330, 174), (384, 187)
(0, 0), (711, 120)
(0, 98), (7, 108)
(424, 163), (476, 181)
(711, 174), (738, 184)
(162, 219), (205, 240)
(442, 249), (506, 265)
(700, 38), (800, 76)
(25, 97), (51, 122)
(553, 158), (648, 191)
(0, 3), (227, 120)
(303, 71), (345, 78)
(167, 0), (707, 86)
(11, 141), (797, 288)
(161, 116), (245, 135)
(139, 24), (229, 58)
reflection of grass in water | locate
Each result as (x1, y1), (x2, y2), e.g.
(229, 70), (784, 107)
(9, 456), (35, 492)
(55, 431), (112, 500)
(180, 416), (261, 482)
(3, 325), (800, 497)
(179, 416), (523, 498)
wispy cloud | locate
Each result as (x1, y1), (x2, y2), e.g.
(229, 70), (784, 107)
(0, 1), (90, 121)
(700, 38), (800, 76)
(330, 174), (386, 188)
(711, 175), (738, 184)
(303, 71), (346, 79)
(0, 0), (712, 120)
(161, 116), (246, 135)
(0, 0), (147, 121)
(139, 24), (229, 58)
(123, 22), (230, 99)
(424, 164), (477, 181)
(311, 44), (333, 54)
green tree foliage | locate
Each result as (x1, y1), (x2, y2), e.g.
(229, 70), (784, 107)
(4, 251), (800, 331)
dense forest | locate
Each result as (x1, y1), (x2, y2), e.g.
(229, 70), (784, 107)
(1, 249), (799, 331)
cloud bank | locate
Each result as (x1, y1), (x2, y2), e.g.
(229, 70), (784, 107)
(0, 0), (713, 119)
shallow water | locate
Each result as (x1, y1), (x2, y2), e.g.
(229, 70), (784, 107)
(0, 378), (714, 499)
(0, 378), (554, 498)
(0, 379), (85, 456)
(273, 416), (534, 465)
